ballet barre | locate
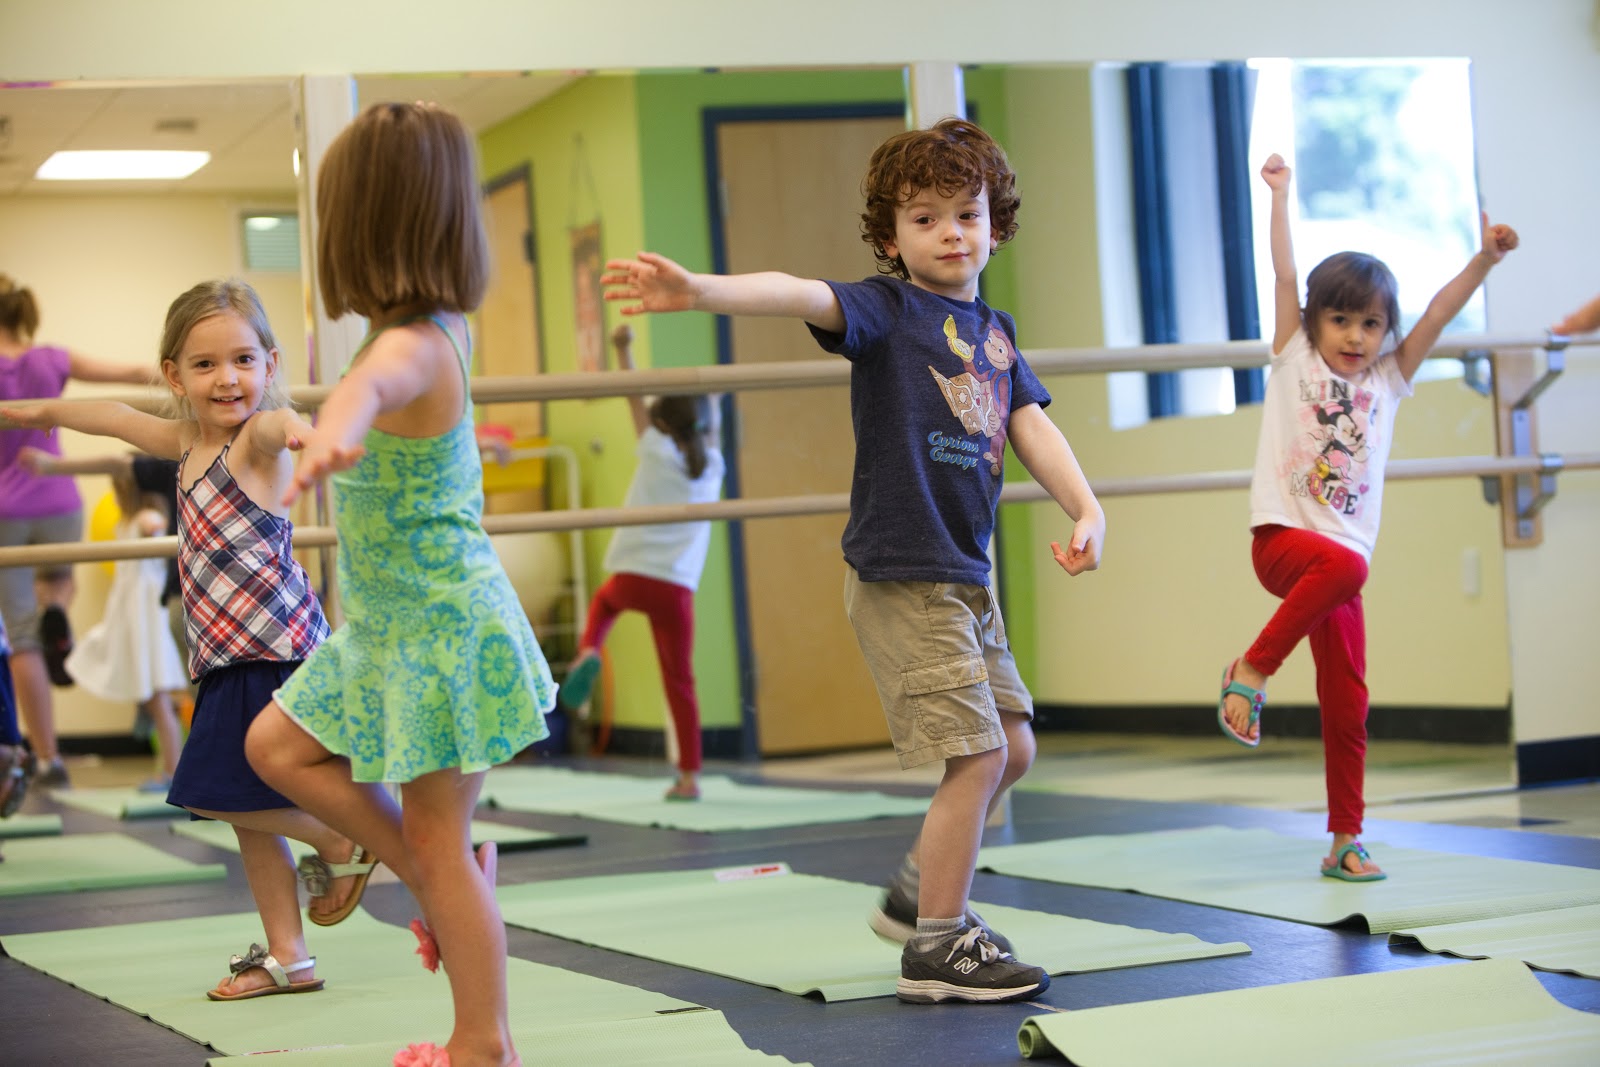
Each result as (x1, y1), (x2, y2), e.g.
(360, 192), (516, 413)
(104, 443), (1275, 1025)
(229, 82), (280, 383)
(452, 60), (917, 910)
(3, 451), (1593, 570)
(6, 333), (1590, 414)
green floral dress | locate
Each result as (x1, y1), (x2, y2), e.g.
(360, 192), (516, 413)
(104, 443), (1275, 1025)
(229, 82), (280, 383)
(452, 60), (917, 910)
(276, 315), (553, 782)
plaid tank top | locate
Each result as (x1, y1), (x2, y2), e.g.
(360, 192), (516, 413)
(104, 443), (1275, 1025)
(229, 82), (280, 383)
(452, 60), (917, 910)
(177, 444), (329, 681)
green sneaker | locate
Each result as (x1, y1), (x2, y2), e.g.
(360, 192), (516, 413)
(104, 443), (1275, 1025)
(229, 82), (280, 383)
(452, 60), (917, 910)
(558, 653), (601, 710)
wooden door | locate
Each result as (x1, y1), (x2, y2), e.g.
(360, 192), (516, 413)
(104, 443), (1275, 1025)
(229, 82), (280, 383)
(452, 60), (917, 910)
(480, 171), (544, 514)
(716, 115), (904, 755)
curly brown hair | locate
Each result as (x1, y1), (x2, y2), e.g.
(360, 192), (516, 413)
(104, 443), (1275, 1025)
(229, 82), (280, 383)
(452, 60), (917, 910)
(859, 118), (1020, 280)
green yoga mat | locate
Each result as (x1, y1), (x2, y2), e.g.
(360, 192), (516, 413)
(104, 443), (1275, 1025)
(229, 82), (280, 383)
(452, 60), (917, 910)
(978, 825), (1600, 933)
(1015, 958), (1600, 1065)
(497, 863), (1248, 1001)
(0, 832), (225, 897)
(201, 1009), (805, 1066)
(0, 812), (62, 838)
(49, 785), (177, 819)
(482, 766), (928, 831)
(1, 909), (738, 1058)
(1390, 903), (1600, 979)
(169, 817), (587, 854)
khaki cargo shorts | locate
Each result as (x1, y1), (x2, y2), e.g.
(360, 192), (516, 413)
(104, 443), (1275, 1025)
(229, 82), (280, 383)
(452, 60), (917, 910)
(843, 567), (1033, 769)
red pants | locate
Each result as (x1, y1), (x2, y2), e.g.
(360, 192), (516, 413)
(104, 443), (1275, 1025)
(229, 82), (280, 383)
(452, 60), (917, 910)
(579, 573), (701, 772)
(1245, 525), (1369, 835)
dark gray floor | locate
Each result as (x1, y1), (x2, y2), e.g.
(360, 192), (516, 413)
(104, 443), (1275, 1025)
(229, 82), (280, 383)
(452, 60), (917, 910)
(3, 764), (1598, 1066)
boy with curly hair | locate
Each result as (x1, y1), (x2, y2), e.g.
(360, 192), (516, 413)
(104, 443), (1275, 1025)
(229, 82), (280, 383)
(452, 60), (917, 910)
(603, 117), (1104, 1004)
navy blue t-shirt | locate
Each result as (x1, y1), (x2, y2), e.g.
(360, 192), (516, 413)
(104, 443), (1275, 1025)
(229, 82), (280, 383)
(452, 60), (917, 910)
(807, 276), (1051, 584)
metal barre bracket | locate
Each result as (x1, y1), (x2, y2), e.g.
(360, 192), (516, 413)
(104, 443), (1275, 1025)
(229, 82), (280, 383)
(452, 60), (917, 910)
(1510, 345), (1565, 411)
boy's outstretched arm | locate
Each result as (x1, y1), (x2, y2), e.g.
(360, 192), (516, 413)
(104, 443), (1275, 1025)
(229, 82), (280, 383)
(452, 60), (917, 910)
(603, 251), (845, 334)
(0, 399), (185, 460)
(1009, 404), (1105, 576)
(1394, 213), (1519, 383)
(1261, 154), (1301, 354)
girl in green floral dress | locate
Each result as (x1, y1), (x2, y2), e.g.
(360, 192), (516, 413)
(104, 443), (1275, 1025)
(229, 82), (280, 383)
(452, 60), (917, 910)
(248, 102), (553, 1067)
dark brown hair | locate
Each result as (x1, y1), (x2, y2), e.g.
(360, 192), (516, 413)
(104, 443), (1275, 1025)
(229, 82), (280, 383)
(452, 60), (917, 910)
(316, 102), (489, 319)
(1303, 252), (1402, 348)
(0, 274), (41, 341)
(650, 395), (712, 480)
(859, 118), (1021, 280)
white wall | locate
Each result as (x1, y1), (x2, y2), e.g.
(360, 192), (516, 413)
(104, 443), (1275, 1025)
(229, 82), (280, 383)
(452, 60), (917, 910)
(2, 194), (303, 735)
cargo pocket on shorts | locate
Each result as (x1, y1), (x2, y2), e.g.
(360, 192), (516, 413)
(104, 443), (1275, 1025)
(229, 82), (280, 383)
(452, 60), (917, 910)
(900, 653), (991, 742)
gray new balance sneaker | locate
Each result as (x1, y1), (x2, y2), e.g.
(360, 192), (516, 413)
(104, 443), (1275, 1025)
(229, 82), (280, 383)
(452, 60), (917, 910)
(869, 879), (1015, 956)
(896, 926), (1048, 1004)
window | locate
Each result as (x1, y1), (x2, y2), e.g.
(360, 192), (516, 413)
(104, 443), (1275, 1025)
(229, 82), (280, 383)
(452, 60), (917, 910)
(240, 212), (300, 272)
(1099, 57), (1482, 430)
(1249, 59), (1481, 383)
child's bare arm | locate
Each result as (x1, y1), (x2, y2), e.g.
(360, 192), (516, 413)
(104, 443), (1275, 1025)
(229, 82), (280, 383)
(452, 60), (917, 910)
(1009, 403), (1105, 576)
(15, 447), (134, 479)
(603, 251), (845, 334)
(1553, 293), (1600, 336)
(1394, 213), (1519, 383)
(67, 351), (159, 386)
(1260, 155), (1301, 354)
(611, 323), (650, 436)
(244, 408), (315, 459)
(0, 400), (186, 460)
(281, 333), (437, 504)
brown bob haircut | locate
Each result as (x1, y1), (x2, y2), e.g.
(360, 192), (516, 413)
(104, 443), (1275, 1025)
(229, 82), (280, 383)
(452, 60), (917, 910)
(1302, 252), (1402, 348)
(316, 102), (489, 319)
(0, 274), (41, 341)
(859, 118), (1021, 280)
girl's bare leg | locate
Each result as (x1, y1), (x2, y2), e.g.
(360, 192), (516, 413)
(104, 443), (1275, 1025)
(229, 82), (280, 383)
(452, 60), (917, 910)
(143, 692), (183, 778)
(401, 768), (518, 1067)
(190, 804), (374, 922)
(245, 702), (416, 888)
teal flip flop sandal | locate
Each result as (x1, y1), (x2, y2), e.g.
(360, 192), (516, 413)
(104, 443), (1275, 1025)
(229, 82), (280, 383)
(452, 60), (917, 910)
(1321, 840), (1387, 882)
(1217, 659), (1264, 748)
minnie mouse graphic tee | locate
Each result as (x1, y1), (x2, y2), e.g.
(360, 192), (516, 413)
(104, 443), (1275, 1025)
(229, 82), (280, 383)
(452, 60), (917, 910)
(1248, 327), (1413, 561)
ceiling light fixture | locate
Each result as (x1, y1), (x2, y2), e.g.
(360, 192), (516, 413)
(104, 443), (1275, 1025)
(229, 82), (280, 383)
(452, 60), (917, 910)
(36, 150), (210, 181)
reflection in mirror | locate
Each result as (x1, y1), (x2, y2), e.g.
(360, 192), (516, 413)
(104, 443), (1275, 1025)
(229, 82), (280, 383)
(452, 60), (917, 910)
(1097, 57), (1479, 429)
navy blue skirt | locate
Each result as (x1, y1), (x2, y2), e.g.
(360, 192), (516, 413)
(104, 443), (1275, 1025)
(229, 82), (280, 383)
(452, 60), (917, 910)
(0, 651), (20, 746)
(167, 660), (300, 816)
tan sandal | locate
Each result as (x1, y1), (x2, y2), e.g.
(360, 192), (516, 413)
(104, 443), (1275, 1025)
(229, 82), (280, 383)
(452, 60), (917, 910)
(298, 847), (378, 926)
(206, 944), (324, 1001)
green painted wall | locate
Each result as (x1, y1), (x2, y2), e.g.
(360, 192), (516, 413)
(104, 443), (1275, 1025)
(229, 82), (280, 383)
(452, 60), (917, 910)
(477, 75), (706, 734)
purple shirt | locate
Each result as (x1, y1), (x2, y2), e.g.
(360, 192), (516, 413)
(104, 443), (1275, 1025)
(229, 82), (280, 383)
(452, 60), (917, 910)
(1, 345), (82, 519)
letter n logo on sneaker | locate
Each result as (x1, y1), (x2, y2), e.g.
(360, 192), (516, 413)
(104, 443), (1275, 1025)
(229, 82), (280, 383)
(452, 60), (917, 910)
(954, 957), (979, 975)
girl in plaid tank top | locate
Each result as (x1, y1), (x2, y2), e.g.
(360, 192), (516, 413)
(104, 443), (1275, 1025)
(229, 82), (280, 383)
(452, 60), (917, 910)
(1, 279), (379, 1001)
(248, 103), (552, 1067)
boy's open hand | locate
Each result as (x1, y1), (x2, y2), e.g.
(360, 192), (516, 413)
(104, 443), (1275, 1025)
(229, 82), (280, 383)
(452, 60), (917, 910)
(603, 252), (698, 315)
(1481, 212), (1518, 265)
(1260, 153), (1291, 191)
(1050, 518), (1104, 577)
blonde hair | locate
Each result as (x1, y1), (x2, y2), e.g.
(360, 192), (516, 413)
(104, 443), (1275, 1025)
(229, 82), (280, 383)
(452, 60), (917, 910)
(316, 102), (489, 319)
(0, 274), (41, 342)
(157, 279), (290, 420)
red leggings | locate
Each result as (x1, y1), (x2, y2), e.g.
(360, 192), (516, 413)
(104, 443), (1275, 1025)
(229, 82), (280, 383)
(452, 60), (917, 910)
(578, 573), (701, 772)
(1244, 525), (1369, 835)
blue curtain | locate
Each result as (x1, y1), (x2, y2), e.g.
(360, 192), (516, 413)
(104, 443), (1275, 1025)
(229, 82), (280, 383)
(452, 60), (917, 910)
(1212, 62), (1265, 404)
(1126, 63), (1180, 418)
